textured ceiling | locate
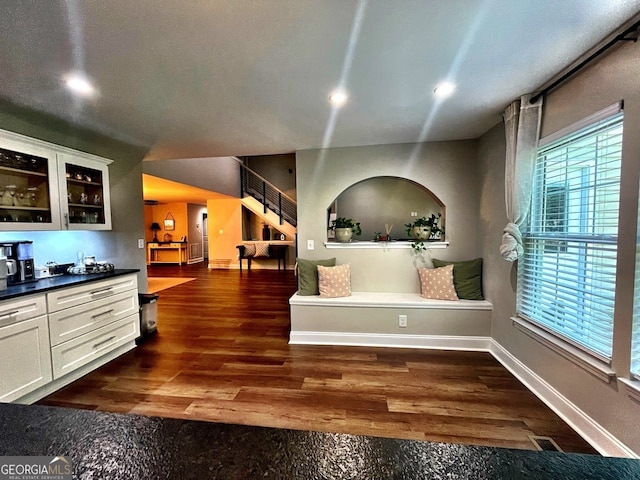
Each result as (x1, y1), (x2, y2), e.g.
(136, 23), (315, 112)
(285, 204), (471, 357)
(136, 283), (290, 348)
(1, 1), (640, 160)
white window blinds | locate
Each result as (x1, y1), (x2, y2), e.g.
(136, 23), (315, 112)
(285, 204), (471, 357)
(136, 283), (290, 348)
(517, 105), (623, 361)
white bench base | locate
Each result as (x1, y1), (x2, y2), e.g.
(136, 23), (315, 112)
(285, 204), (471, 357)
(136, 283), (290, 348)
(289, 292), (492, 350)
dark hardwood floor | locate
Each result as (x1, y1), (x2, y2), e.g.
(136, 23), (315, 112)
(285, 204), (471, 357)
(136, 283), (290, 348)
(38, 262), (597, 454)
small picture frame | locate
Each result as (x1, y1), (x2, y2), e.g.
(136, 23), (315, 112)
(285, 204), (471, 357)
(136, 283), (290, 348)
(164, 218), (175, 231)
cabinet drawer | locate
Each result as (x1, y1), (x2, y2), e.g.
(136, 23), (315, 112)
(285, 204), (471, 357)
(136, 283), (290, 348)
(48, 290), (139, 346)
(0, 295), (47, 328)
(51, 314), (139, 379)
(0, 315), (53, 402)
(47, 274), (138, 313)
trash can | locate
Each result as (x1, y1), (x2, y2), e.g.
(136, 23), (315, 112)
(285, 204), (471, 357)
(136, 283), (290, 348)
(138, 293), (159, 337)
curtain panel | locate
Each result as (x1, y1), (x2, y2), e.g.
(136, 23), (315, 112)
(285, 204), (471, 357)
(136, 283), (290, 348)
(500, 94), (543, 262)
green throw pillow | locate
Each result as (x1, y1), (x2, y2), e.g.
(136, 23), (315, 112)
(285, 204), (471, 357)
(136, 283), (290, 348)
(297, 258), (336, 295)
(432, 258), (484, 300)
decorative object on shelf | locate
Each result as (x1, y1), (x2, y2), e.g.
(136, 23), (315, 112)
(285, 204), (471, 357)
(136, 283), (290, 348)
(164, 212), (175, 231)
(405, 214), (444, 252)
(262, 223), (270, 240)
(328, 217), (362, 243)
(385, 223), (394, 241)
(2, 185), (16, 206)
(373, 232), (382, 242)
(163, 232), (173, 242)
(150, 222), (161, 242)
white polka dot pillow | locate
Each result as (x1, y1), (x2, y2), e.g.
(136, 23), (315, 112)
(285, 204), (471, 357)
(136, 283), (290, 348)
(317, 264), (351, 298)
(242, 243), (256, 257)
(418, 265), (459, 301)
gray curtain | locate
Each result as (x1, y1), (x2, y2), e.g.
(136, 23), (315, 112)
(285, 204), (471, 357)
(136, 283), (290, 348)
(500, 94), (543, 262)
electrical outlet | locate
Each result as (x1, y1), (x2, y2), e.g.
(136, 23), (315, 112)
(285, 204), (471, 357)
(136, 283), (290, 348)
(137, 238), (145, 249)
(398, 314), (408, 328)
(307, 239), (314, 250)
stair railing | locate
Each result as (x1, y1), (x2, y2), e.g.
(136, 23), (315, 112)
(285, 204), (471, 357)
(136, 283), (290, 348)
(233, 157), (297, 227)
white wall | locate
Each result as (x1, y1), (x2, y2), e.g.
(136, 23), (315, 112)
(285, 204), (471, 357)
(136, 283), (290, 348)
(296, 140), (480, 293)
(477, 38), (640, 454)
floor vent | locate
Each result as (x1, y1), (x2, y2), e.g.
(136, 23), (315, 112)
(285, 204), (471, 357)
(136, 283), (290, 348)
(528, 435), (563, 452)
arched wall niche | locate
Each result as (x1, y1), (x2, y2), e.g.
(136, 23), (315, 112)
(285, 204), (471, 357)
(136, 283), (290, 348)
(327, 176), (445, 241)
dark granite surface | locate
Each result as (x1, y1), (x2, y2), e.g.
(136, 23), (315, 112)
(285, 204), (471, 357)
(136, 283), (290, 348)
(0, 403), (639, 479)
(0, 269), (140, 301)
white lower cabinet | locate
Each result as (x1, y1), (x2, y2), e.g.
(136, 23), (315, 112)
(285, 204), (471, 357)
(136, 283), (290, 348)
(48, 290), (138, 347)
(0, 295), (53, 402)
(51, 315), (138, 379)
(47, 273), (139, 380)
(0, 273), (139, 403)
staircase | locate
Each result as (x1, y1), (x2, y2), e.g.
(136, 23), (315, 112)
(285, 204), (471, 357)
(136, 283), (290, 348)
(234, 157), (297, 238)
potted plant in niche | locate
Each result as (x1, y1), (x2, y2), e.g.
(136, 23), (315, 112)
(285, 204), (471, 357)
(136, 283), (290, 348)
(328, 217), (362, 243)
(405, 213), (444, 252)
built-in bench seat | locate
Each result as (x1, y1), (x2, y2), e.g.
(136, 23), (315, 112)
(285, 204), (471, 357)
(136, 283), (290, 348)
(289, 291), (492, 351)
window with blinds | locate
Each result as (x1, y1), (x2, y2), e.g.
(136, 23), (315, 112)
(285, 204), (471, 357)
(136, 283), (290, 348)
(517, 104), (623, 362)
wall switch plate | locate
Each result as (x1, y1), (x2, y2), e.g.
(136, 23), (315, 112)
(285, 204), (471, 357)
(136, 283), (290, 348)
(398, 314), (408, 328)
(137, 238), (145, 249)
(307, 239), (314, 250)
(411, 211), (418, 217)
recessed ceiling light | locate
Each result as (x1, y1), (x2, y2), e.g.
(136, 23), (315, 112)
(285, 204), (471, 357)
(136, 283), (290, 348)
(329, 90), (348, 107)
(63, 73), (97, 98)
(433, 82), (456, 99)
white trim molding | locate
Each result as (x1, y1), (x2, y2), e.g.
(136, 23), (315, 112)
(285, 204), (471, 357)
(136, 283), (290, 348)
(512, 317), (616, 383)
(490, 339), (637, 458)
(323, 241), (449, 250)
(618, 378), (640, 403)
(289, 331), (491, 352)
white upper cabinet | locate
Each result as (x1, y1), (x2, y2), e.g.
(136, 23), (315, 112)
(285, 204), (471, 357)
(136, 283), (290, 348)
(0, 129), (112, 231)
(57, 152), (112, 230)
(0, 130), (62, 230)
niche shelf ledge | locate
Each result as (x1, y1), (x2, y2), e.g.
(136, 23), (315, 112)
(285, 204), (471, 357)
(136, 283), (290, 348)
(323, 241), (449, 250)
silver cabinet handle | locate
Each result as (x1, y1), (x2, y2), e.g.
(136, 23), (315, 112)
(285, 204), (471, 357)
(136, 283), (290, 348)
(93, 336), (116, 349)
(91, 309), (114, 321)
(90, 287), (113, 296)
(0, 310), (19, 320)
(64, 212), (69, 228)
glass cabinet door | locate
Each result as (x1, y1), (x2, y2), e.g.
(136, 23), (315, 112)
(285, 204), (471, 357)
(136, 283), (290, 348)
(58, 153), (112, 230)
(0, 140), (61, 230)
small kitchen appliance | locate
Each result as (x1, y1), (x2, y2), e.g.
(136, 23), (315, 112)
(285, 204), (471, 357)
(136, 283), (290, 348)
(0, 256), (16, 291)
(0, 240), (35, 285)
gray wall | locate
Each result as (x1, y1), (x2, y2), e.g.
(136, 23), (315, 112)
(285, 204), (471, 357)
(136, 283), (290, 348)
(0, 101), (149, 290)
(246, 154), (296, 200)
(477, 38), (640, 453)
(333, 176), (444, 240)
(296, 140), (480, 293)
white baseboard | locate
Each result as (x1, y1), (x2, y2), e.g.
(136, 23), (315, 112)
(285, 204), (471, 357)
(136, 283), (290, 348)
(490, 339), (637, 458)
(289, 331), (491, 352)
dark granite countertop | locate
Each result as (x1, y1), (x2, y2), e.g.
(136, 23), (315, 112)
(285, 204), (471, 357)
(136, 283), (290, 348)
(0, 403), (638, 479)
(0, 269), (140, 301)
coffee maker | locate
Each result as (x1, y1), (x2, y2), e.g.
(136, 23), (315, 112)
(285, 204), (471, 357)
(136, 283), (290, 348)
(0, 241), (35, 285)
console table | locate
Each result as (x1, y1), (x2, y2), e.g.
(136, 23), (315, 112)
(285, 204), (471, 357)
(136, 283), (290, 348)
(148, 242), (187, 265)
